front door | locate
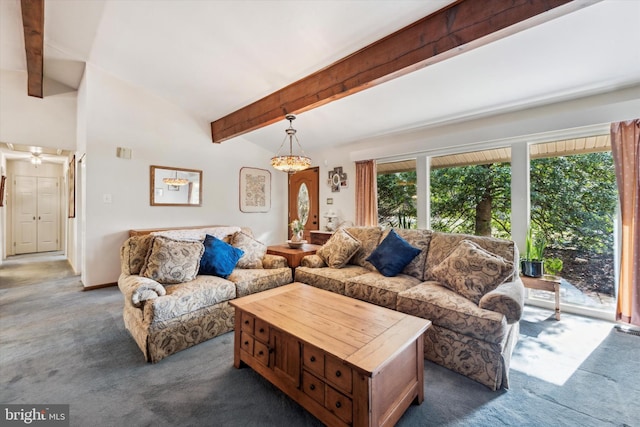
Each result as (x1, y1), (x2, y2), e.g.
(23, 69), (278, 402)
(288, 167), (319, 241)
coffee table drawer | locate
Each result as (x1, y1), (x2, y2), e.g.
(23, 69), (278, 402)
(325, 354), (352, 394)
(240, 332), (254, 355)
(255, 318), (269, 342)
(326, 386), (353, 424)
(254, 340), (270, 366)
(241, 312), (254, 334)
(302, 371), (325, 405)
(303, 345), (325, 377)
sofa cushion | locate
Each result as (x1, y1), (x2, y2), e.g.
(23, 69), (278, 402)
(384, 228), (433, 280)
(344, 226), (383, 270)
(396, 282), (508, 344)
(295, 265), (370, 295)
(228, 268), (293, 297)
(430, 240), (514, 304)
(199, 235), (244, 278)
(425, 232), (516, 281)
(366, 229), (421, 277)
(231, 231), (266, 269)
(151, 226), (241, 242)
(345, 272), (421, 309)
(141, 236), (204, 284)
(121, 234), (154, 275)
(144, 275), (236, 323)
(317, 228), (361, 268)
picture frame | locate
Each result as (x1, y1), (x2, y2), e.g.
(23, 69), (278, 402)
(0, 175), (6, 207)
(328, 166), (348, 192)
(68, 155), (76, 218)
(239, 167), (271, 213)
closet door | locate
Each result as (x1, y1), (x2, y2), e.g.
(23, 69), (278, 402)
(14, 176), (38, 254)
(36, 177), (59, 252)
(14, 176), (60, 254)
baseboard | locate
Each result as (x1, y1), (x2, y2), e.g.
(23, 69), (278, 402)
(83, 282), (117, 291)
(614, 324), (640, 337)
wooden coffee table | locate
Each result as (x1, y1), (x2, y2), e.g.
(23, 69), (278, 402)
(231, 282), (431, 427)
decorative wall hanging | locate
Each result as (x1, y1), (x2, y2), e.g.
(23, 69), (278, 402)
(68, 155), (75, 218)
(328, 166), (348, 193)
(0, 175), (6, 207)
(240, 167), (271, 212)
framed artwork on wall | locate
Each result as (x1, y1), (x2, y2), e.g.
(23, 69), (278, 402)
(328, 166), (348, 193)
(0, 175), (6, 207)
(239, 167), (271, 213)
(68, 155), (76, 218)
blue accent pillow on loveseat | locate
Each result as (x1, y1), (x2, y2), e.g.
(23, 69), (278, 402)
(199, 234), (244, 278)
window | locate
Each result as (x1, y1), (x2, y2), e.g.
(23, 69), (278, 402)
(528, 136), (617, 315)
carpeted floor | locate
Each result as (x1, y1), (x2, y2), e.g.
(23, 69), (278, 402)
(1, 254), (639, 427)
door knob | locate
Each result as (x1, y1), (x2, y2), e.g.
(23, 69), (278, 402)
(33, 216), (35, 220)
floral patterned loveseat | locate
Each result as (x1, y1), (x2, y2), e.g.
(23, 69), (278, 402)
(295, 227), (524, 390)
(118, 226), (292, 363)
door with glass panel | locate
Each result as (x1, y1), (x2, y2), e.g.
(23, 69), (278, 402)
(288, 167), (319, 241)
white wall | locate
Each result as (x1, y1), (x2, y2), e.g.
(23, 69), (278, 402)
(81, 65), (287, 287)
(347, 85), (640, 162)
(0, 70), (77, 150)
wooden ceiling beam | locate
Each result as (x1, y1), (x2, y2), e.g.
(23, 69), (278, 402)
(211, 0), (579, 143)
(20, 0), (44, 98)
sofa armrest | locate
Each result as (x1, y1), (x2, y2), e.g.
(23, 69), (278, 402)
(262, 254), (288, 269)
(118, 273), (167, 308)
(479, 278), (525, 323)
(300, 254), (327, 268)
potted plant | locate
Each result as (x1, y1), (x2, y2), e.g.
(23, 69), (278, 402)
(544, 257), (563, 280)
(521, 227), (545, 277)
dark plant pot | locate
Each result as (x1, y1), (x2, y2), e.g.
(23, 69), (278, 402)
(521, 260), (544, 278)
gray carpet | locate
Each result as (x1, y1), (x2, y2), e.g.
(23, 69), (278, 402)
(1, 255), (639, 427)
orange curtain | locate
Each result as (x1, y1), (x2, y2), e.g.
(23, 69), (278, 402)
(355, 160), (378, 226)
(611, 120), (640, 326)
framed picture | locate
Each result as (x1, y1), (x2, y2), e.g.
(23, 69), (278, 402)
(239, 167), (271, 213)
(68, 155), (76, 218)
(328, 166), (347, 192)
(0, 175), (5, 207)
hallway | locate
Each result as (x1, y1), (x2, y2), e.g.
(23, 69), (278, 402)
(0, 252), (76, 289)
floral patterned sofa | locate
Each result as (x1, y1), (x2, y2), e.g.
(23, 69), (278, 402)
(118, 226), (293, 363)
(295, 227), (524, 390)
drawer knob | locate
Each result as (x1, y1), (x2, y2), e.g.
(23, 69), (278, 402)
(258, 350), (264, 356)
(310, 356), (316, 362)
(243, 341), (248, 346)
(259, 328), (265, 333)
(309, 384), (315, 391)
(335, 370), (342, 378)
(244, 320), (249, 325)
(335, 401), (342, 409)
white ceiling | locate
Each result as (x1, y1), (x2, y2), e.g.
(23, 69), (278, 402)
(1, 0), (639, 157)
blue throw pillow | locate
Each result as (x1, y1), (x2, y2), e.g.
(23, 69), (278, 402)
(366, 229), (422, 277)
(199, 235), (244, 278)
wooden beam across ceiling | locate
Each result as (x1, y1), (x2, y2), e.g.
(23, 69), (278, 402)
(210, 0), (581, 143)
(20, 0), (44, 98)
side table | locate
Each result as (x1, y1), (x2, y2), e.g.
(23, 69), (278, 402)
(521, 275), (561, 320)
(267, 244), (321, 278)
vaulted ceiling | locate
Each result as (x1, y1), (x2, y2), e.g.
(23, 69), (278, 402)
(1, 0), (639, 157)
